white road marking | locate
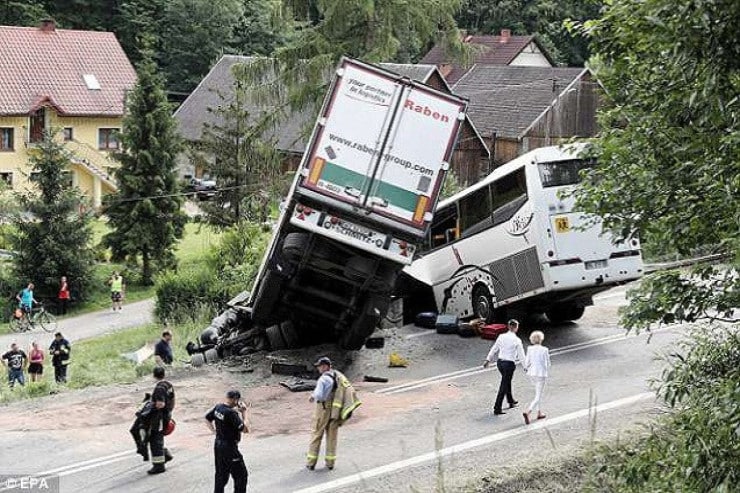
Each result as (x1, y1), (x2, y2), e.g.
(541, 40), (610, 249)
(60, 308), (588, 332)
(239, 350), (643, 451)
(380, 326), (672, 395)
(405, 329), (436, 339)
(593, 291), (627, 301)
(293, 392), (654, 493)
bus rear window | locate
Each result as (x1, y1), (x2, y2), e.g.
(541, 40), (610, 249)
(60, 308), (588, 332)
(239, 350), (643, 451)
(538, 159), (594, 188)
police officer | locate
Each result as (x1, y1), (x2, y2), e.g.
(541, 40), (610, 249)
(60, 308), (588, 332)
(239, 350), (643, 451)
(205, 390), (250, 493)
(148, 366), (175, 474)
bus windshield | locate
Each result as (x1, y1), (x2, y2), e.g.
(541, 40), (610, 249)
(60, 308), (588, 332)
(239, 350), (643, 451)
(537, 159), (594, 188)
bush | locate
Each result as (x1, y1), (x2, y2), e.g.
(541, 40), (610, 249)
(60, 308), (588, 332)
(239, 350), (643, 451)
(155, 221), (270, 323)
(586, 326), (740, 491)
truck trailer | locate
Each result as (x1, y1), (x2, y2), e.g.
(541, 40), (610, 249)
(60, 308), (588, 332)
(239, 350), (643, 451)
(191, 57), (468, 362)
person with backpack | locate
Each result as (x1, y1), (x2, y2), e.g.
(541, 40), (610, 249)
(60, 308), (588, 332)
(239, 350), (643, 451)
(306, 356), (361, 471)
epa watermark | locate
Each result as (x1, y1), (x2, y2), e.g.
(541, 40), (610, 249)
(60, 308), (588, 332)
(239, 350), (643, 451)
(0, 475), (59, 492)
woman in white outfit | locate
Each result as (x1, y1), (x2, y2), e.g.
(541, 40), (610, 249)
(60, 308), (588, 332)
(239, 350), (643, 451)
(522, 330), (551, 425)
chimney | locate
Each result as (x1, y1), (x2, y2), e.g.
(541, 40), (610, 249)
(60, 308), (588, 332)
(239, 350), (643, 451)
(500, 29), (511, 43)
(39, 19), (56, 32)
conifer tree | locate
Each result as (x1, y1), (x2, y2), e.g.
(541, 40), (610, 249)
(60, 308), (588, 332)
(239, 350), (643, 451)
(104, 49), (186, 285)
(10, 131), (94, 302)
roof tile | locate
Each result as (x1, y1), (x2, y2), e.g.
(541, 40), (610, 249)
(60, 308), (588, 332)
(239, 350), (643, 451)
(0, 24), (137, 116)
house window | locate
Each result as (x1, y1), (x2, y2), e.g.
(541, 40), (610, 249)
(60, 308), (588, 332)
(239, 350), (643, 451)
(98, 128), (120, 150)
(0, 172), (12, 186)
(0, 128), (13, 151)
(63, 127), (74, 141)
(29, 108), (46, 143)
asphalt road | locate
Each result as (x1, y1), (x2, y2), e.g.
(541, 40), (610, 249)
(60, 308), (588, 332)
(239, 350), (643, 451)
(0, 286), (683, 492)
(0, 299), (155, 351)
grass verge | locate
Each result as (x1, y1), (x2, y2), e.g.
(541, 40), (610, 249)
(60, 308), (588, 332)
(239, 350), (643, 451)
(0, 318), (207, 405)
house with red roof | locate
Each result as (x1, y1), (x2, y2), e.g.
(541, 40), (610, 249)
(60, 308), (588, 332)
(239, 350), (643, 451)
(0, 20), (137, 207)
(420, 29), (554, 84)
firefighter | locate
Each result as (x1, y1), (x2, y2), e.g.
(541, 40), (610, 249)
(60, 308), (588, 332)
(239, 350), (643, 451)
(306, 356), (360, 471)
(147, 366), (175, 474)
(205, 390), (250, 493)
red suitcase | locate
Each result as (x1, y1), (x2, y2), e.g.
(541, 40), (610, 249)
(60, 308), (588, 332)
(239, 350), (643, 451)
(480, 323), (508, 340)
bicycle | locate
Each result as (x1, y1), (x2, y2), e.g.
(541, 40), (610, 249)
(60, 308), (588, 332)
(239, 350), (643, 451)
(8, 304), (58, 333)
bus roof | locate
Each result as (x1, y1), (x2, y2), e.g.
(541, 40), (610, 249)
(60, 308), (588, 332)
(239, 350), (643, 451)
(438, 142), (590, 209)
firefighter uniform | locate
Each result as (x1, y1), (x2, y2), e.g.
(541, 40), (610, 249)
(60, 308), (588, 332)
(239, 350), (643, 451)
(306, 357), (339, 470)
(49, 334), (71, 383)
(148, 371), (175, 474)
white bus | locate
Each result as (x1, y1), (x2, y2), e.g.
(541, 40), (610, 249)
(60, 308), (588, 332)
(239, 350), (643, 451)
(398, 144), (644, 324)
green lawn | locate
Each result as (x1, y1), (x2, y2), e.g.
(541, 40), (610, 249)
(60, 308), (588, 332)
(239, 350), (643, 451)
(0, 319), (206, 404)
(1, 220), (222, 333)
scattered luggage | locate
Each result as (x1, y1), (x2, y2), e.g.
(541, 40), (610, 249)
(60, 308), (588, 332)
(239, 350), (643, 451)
(480, 323), (508, 340)
(457, 323), (478, 338)
(435, 314), (460, 334)
(414, 311), (438, 329)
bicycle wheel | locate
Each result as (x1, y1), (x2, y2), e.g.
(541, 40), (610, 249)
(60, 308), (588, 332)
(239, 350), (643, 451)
(37, 311), (58, 333)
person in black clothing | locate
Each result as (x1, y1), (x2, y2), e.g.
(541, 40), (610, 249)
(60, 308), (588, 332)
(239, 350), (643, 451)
(154, 330), (174, 366)
(49, 332), (71, 383)
(205, 389), (250, 493)
(148, 366), (175, 475)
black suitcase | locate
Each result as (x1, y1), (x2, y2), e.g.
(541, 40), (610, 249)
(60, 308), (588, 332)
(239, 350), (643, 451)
(414, 311), (438, 329)
(435, 314), (460, 334)
(458, 323), (478, 338)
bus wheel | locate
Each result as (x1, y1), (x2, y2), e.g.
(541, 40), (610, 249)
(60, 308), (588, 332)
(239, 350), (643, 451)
(546, 303), (585, 324)
(472, 285), (495, 323)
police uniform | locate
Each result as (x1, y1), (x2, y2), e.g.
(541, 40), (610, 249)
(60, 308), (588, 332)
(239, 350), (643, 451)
(205, 393), (248, 493)
(149, 378), (175, 472)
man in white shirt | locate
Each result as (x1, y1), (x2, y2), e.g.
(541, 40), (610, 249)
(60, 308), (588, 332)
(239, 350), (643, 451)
(482, 319), (525, 415)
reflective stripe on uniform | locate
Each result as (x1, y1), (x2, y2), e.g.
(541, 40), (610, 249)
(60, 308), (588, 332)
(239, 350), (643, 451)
(306, 453), (318, 460)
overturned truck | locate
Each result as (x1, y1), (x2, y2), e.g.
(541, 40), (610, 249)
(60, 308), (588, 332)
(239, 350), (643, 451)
(190, 57), (468, 364)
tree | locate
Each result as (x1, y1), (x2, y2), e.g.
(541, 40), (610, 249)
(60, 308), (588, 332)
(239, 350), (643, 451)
(104, 49), (187, 285)
(191, 82), (284, 228)
(0, 0), (48, 26)
(115, 0), (167, 67)
(456, 0), (602, 66)
(9, 131), (94, 303)
(570, 0), (740, 329)
(227, 0), (292, 57)
(159, 0), (244, 92)
(235, 0), (470, 122)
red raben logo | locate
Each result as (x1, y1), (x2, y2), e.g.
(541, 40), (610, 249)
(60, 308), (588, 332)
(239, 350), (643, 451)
(404, 99), (450, 122)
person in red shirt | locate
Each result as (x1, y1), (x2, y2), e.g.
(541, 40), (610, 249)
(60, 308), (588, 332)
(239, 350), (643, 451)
(28, 341), (44, 382)
(58, 276), (70, 315)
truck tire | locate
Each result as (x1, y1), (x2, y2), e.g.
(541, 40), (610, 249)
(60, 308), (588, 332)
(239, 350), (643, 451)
(339, 296), (389, 350)
(280, 320), (300, 348)
(282, 232), (308, 261)
(191, 353), (205, 368)
(251, 270), (282, 324)
(204, 348), (219, 364)
(265, 323), (287, 350)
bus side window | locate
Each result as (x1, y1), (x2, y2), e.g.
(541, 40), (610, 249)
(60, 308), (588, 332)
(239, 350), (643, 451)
(429, 204), (459, 249)
(492, 168), (528, 227)
(459, 185), (492, 238)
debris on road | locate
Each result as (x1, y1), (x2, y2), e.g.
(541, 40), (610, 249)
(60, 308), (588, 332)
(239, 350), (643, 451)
(364, 337), (385, 349)
(280, 378), (318, 392)
(363, 375), (389, 383)
(389, 352), (408, 368)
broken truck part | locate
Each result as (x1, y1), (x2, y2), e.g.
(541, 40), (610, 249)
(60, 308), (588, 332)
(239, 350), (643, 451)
(188, 57), (468, 362)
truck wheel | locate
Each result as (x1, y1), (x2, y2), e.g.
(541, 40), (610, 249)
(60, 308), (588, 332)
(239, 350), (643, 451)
(204, 348), (219, 364)
(265, 323), (287, 350)
(344, 256), (374, 282)
(191, 353), (205, 368)
(282, 233), (308, 261)
(280, 320), (300, 348)
(251, 271), (282, 324)
(339, 296), (389, 350)
(472, 285), (495, 324)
